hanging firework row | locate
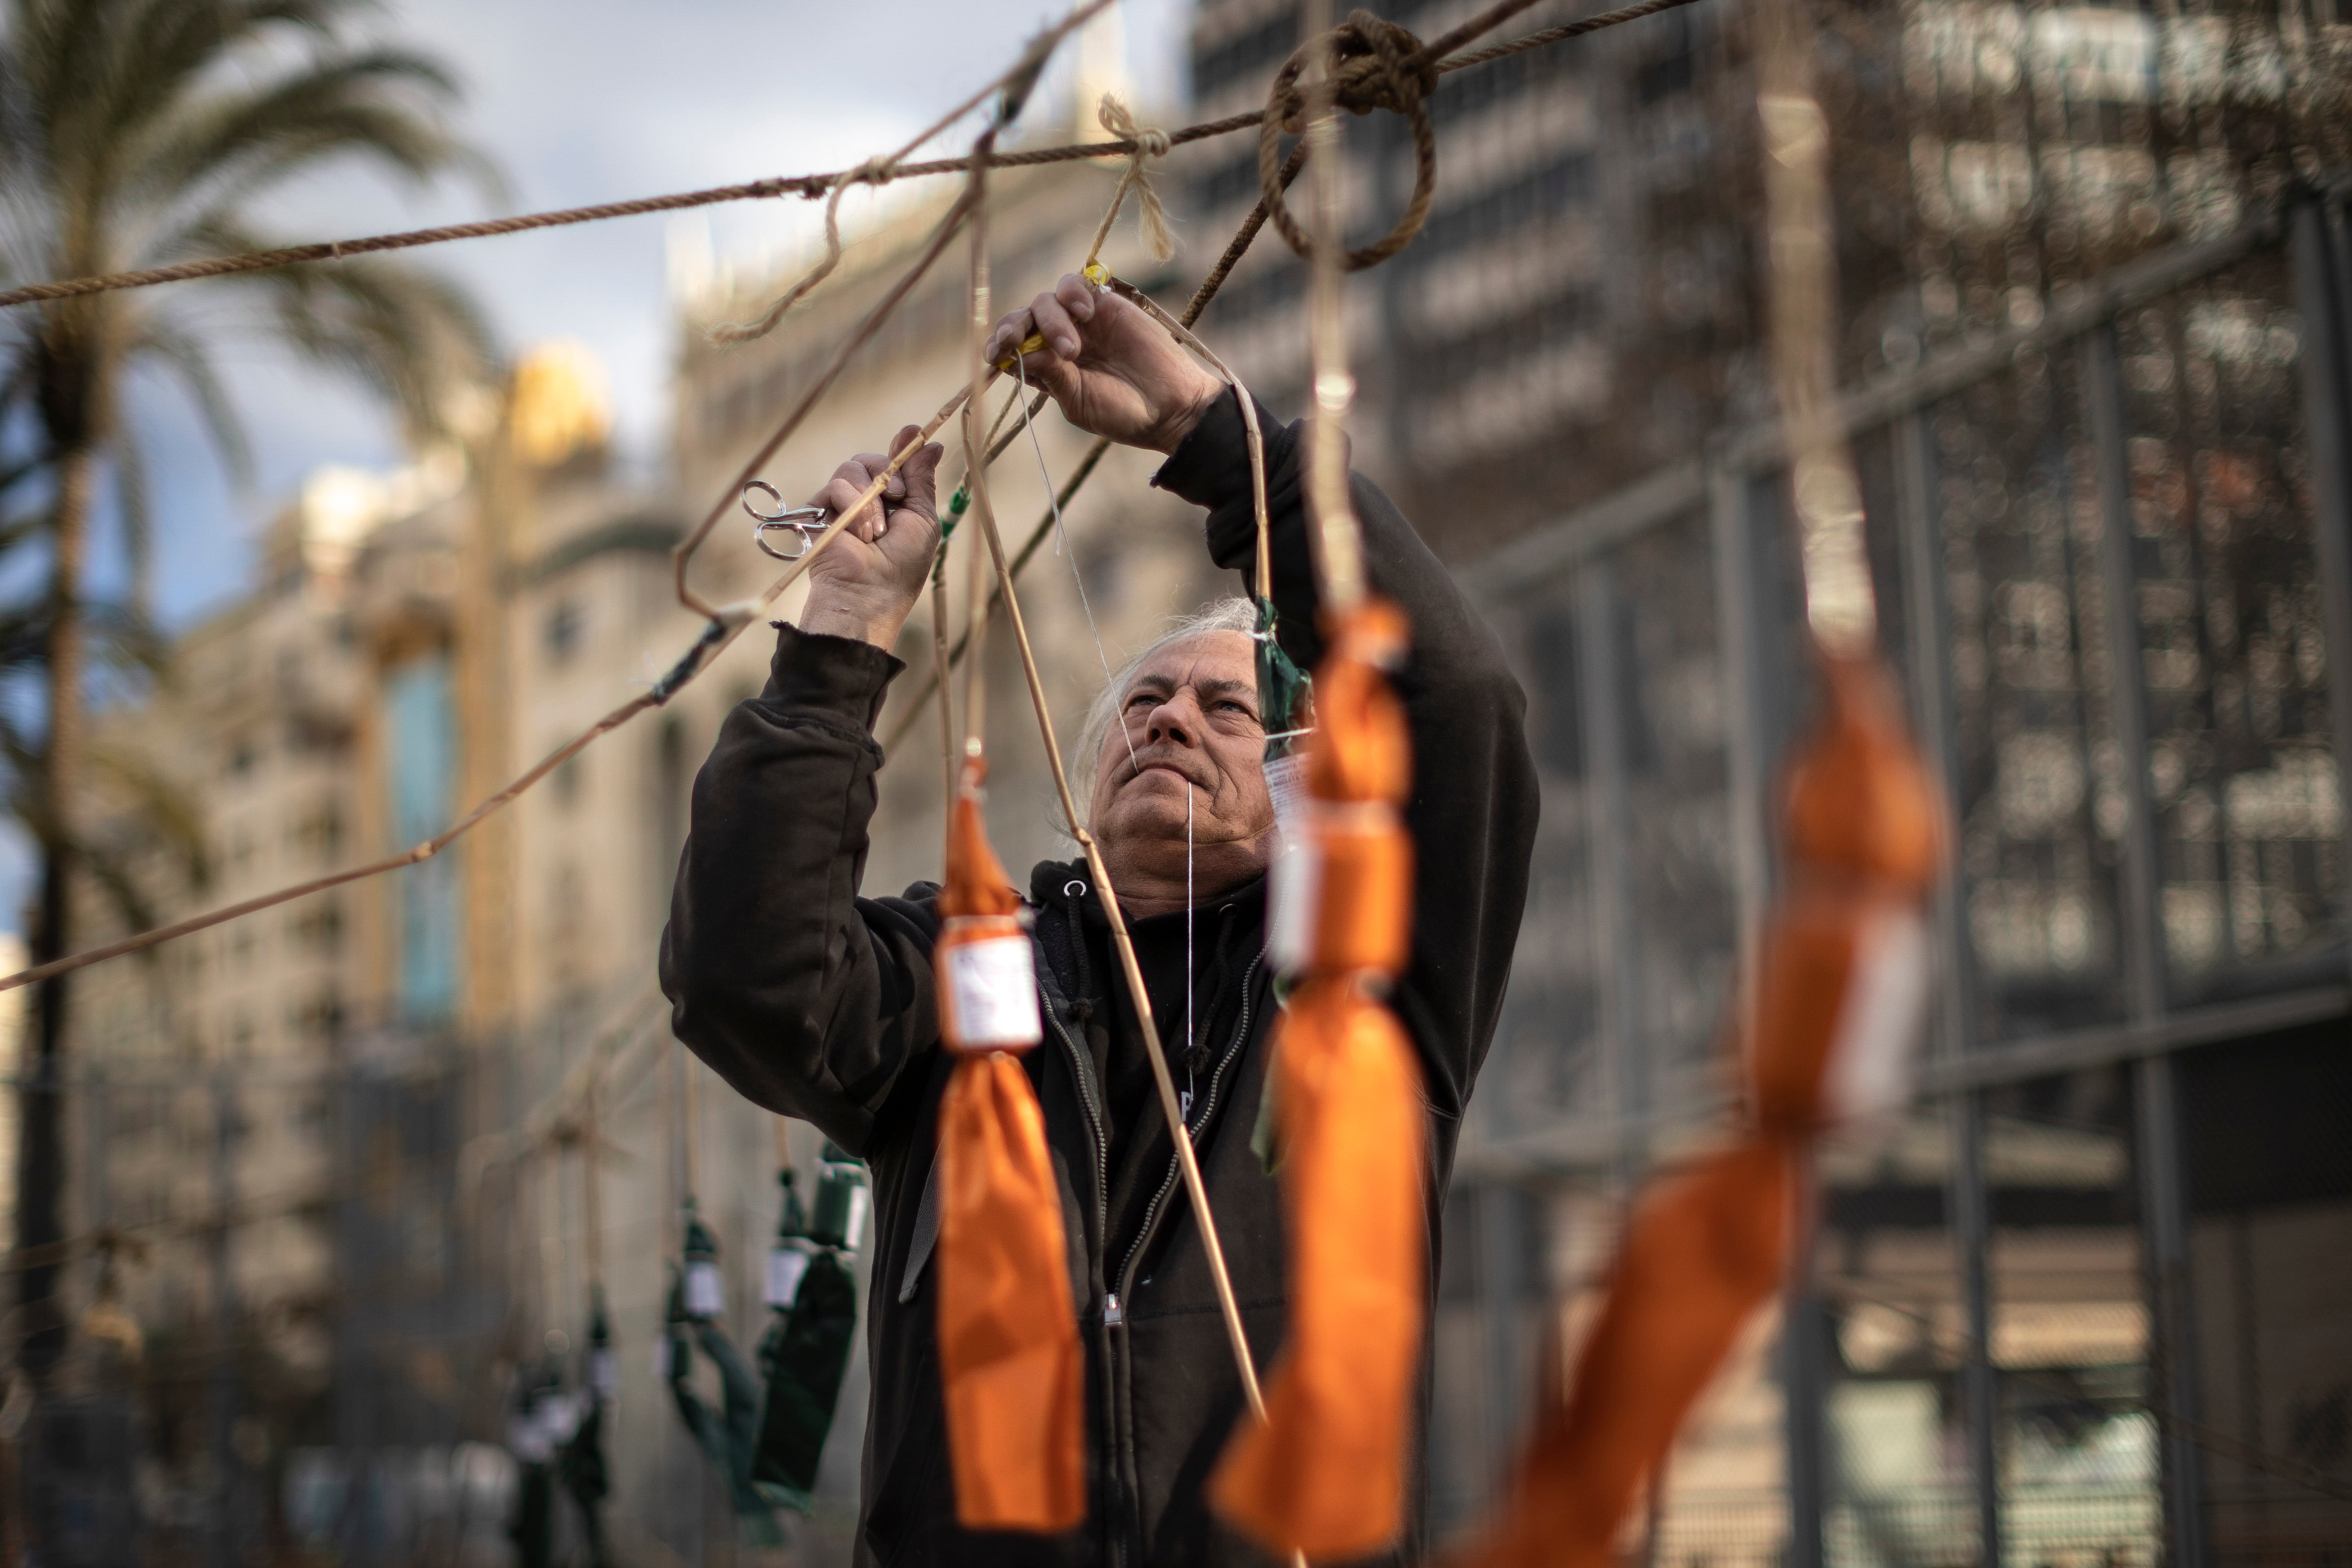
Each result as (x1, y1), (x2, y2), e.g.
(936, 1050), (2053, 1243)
(1445, 0), (1949, 1560)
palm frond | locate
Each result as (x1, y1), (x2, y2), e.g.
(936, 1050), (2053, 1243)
(85, 732), (207, 891)
(245, 248), (498, 440)
(125, 314), (252, 487)
(108, 426), (153, 619)
(76, 834), (167, 952)
(129, 47), (488, 224)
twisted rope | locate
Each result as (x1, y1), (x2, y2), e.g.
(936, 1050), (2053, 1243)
(0, 0), (1708, 313)
(710, 154), (899, 345)
(0, 0), (1711, 998)
(1259, 9), (1438, 271)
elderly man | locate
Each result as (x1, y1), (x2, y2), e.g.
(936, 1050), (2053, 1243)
(662, 273), (1538, 1568)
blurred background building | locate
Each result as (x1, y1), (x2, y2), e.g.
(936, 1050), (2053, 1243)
(9, 0), (2352, 1564)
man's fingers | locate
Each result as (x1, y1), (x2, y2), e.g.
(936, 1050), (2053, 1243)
(1054, 272), (1096, 320)
(816, 459), (890, 543)
(1030, 293), (1079, 359)
(983, 305), (1036, 367)
(899, 438), (945, 517)
(850, 451), (902, 502)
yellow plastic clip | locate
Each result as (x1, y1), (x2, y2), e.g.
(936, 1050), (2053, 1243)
(995, 331), (1046, 371)
(991, 269), (1111, 368)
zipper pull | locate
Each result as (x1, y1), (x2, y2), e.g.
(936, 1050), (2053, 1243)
(1104, 1292), (1124, 1327)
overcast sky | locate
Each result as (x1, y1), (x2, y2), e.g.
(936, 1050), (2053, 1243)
(135, 0), (1190, 630)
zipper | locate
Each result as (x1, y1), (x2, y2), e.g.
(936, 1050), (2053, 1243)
(1043, 904), (1124, 1568)
(1044, 974), (1110, 1281)
(1112, 949), (1265, 1305)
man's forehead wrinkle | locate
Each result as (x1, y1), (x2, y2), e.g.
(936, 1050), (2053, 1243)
(1120, 633), (1256, 704)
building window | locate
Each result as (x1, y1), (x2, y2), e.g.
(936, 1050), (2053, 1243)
(545, 600), (583, 666)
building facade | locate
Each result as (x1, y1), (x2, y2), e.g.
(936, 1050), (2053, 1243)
(1164, 0), (2352, 1563)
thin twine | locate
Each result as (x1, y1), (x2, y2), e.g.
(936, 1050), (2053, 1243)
(1184, 783), (1196, 1119)
(960, 413), (1275, 1434)
(1086, 95), (1176, 271)
(1013, 352), (1133, 771)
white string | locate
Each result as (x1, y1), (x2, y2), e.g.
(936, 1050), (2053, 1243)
(1014, 354), (1136, 770)
(1183, 781), (1196, 1121)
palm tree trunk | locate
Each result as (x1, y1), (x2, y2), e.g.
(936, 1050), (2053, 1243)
(16, 438), (93, 1385)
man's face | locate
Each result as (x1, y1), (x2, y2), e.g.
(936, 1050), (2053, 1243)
(1088, 630), (1275, 868)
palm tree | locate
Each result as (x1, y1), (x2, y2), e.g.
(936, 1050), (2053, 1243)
(0, 0), (498, 1380)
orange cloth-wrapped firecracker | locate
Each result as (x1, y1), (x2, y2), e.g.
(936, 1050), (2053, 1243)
(933, 757), (1085, 1533)
(1213, 601), (1426, 1563)
(1450, 653), (1947, 1568)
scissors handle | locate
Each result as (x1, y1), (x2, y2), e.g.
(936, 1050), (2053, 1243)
(742, 480), (831, 561)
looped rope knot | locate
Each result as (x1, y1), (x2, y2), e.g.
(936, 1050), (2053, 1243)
(1257, 9), (1438, 272)
(1272, 12), (1435, 130)
(1089, 94), (1176, 267)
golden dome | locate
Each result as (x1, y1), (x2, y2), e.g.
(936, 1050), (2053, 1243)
(508, 340), (611, 466)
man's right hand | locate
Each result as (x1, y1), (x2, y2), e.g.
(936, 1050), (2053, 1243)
(797, 425), (943, 649)
(983, 273), (1226, 455)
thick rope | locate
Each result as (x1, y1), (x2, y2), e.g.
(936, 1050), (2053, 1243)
(710, 155), (899, 345)
(0, 0), (1707, 995)
(0, 0), (1707, 313)
(1259, 10), (1438, 271)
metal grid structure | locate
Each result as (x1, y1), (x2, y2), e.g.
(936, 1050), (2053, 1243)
(1435, 184), (2352, 1566)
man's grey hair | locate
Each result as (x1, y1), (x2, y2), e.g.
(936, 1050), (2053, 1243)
(1072, 596), (1258, 830)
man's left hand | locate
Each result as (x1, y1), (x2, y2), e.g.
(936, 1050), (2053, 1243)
(983, 273), (1225, 454)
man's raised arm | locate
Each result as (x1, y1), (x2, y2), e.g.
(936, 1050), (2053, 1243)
(659, 431), (948, 1156)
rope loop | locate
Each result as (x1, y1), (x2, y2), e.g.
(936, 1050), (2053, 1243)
(711, 155), (903, 345)
(1256, 10), (1438, 271)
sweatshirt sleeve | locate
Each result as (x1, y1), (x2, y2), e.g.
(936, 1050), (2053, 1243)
(658, 623), (943, 1156)
(1153, 388), (1541, 1121)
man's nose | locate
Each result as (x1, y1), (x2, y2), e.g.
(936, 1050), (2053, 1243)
(1145, 693), (1203, 747)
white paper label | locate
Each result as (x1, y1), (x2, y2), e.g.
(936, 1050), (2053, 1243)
(1265, 752), (1312, 853)
(1267, 835), (1321, 975)
(1823, 907), (1932, 1126)
(945, 935), (1042, 1047)
(833, 1185), (871, 1252)
(684, 1259), (726, 1320)
(766, 1245), (811, 1309)
(535, 1390), (582, 1447)
(508, 1411), (553, 1463)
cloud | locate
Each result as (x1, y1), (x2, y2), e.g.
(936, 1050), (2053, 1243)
(144, 0), (1190, 630)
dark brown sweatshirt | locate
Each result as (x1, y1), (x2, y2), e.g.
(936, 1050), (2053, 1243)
(661, 388), (1539, 1568)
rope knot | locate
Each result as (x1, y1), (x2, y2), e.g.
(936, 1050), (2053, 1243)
(1274, 12), (1435, 131)
(1088, 94), (1176, 266)
(1256, 10), (1438, 272)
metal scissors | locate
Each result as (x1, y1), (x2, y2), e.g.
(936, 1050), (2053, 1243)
(741, 480), (832, 560)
